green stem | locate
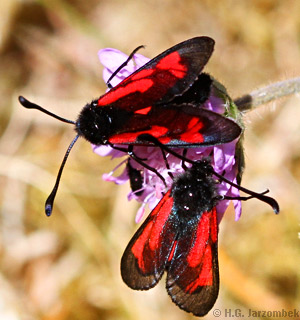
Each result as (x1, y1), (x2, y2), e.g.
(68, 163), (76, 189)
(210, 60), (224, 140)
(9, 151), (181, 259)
(234, 77), (300, 111)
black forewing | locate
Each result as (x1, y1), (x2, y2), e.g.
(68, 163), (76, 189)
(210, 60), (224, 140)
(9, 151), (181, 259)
(166, 209), (219, 317)
(108, 103), (241, 146)
(121, 191), (178, 289)
(97, 37), (215, 111)
(174, 105), (242, 146)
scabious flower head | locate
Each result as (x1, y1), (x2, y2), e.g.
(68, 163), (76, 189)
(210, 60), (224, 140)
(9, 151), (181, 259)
(94, 47), (242, 223)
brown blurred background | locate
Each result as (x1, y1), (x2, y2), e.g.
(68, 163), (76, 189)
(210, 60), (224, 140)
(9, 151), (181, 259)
(0, 0), (299, 319)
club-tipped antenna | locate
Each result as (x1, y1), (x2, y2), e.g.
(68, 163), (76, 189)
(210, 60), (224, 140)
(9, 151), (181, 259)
(211, 170), (279, 214)
(19, 96), (76, 125)
(19, 95), (79, 216)
(137, 134), (280, 214)
(223, 189), (269, 201)
(45, 134), (79, 216)
(106, 45), (145, 89)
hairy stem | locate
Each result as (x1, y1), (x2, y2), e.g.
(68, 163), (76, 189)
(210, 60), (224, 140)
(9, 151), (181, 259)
(234, 77), (300, 111)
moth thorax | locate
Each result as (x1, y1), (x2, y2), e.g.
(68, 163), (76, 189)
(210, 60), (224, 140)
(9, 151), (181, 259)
(75, 101), (113, 144)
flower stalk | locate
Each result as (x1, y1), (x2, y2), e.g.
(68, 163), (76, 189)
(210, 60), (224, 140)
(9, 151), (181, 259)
(235, 77), (300, 111)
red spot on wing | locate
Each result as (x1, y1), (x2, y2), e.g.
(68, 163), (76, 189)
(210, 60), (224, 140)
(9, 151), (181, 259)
(109, 125), (170, 144)
(187, 117), (200, 129)
(157, 52), (187, 78)
(168, 240), (177, 262)
(178, 118), (205, 143)
(149, 195), (173, 251)
(131, 222), (153, 269)
(131, 68), (154, 80)
(186, 246), (213, 292)
(98, 79), (153, 106)
(134, 106), (152, 115)
(187, 212), (210, 268)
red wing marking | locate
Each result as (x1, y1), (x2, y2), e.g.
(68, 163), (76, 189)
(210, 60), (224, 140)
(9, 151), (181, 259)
(186, 212), (210, 268)
(168, 240), (177, 262)
(131, 222), (153, 271)
(130, 68), (154, 80)
(179, 119), (205, 143)
(185, 208), (217, 289)
(97, 79), (153, 106)
(134, 106), (152, 115)
(109, 125), (170, 144)
(148, 195), (174, 251)
(187, 117), (200, 129)
(156, 51), (187, 78)
(185, 246), (213, 292)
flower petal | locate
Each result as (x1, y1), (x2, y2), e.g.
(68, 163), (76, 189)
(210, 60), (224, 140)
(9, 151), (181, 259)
(98, 48), (134, 69)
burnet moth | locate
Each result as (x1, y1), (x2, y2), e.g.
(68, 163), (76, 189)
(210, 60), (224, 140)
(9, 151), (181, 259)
(121, 158), (279, 317)
(18, 36), (242, 216)
(121, 159), (220, 317)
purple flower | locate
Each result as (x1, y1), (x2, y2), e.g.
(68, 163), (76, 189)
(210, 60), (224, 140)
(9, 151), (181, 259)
(94, 48), (241, 223)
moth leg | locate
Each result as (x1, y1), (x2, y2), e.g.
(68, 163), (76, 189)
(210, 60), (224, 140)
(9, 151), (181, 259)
(111, 144), (167, 187)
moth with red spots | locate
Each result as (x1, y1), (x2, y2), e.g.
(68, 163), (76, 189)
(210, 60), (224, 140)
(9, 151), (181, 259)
(121, 159), (220, 317)
(19, 36), (242, 216)
(121, 147), (279, 316)
(76, 36), (241, 147)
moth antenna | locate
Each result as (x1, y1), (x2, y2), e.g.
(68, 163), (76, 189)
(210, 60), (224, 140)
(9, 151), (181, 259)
(45, 134), (79, 216)
(222, 189), (269, 201)
(106, 45), (145, 89)
(19, 96), (76, 125)
(208, 170), (279, 214)
(137, 133), (280, 214)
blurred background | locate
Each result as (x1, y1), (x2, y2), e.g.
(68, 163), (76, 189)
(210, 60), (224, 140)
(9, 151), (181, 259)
(0, 0), (299, 319)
